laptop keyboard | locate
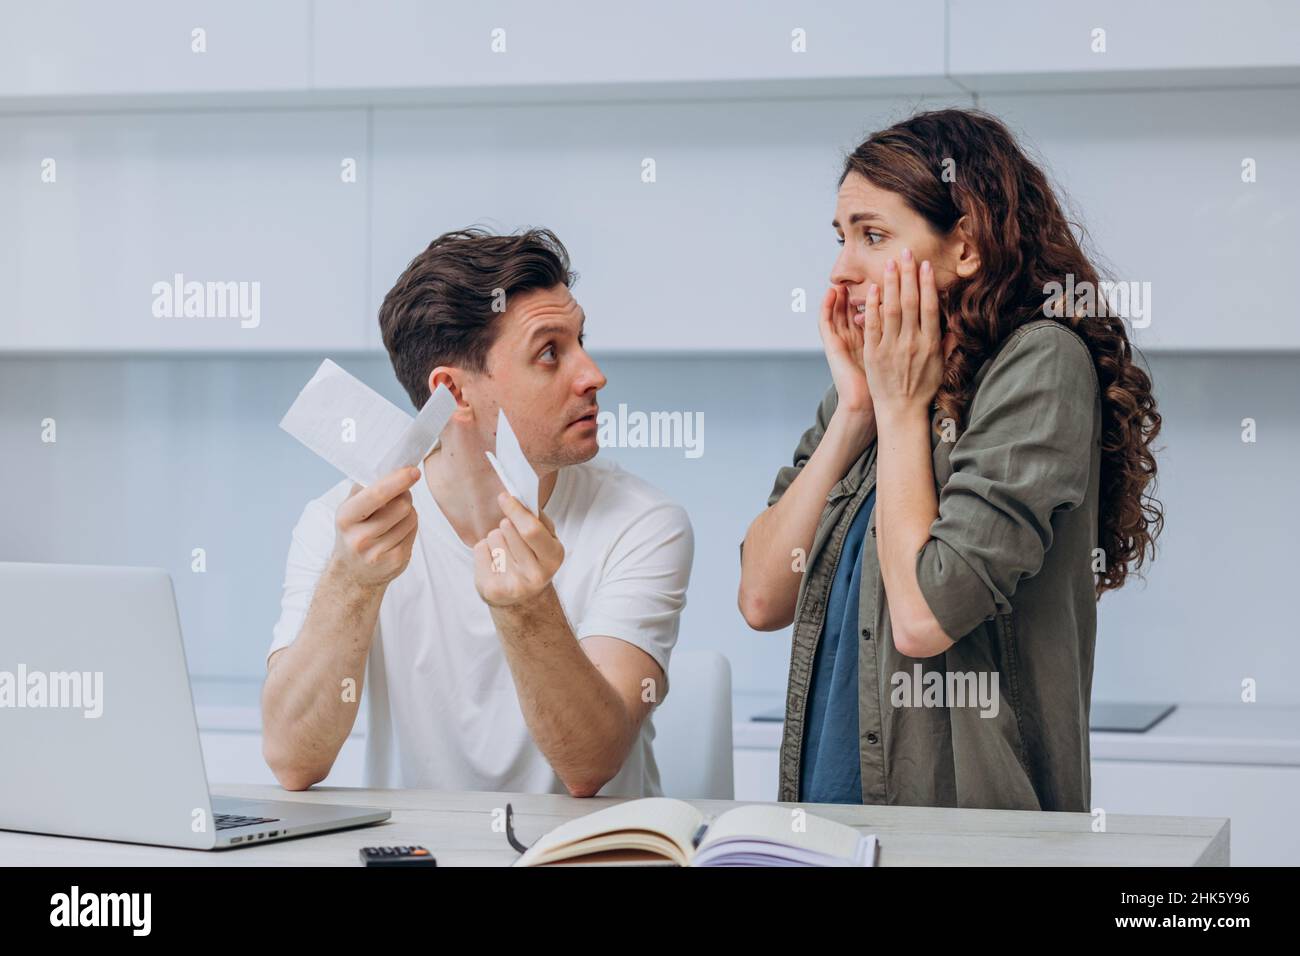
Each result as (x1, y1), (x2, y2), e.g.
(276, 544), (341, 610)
(214, 812), (281, 831)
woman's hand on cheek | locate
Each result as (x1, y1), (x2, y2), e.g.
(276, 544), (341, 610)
(817, 283), (872, 416)
(862, 248), (944, 422)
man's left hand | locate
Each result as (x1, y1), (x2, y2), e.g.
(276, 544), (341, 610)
(473, 492), (565, 608)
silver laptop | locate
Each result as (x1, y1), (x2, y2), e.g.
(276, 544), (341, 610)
(0, 561), (389, 850)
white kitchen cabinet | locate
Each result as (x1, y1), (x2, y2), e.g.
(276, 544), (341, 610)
(981, 87), (1300, 352)
(7, 2), (1299, 108)
(313, 0), (952, 98)
(1092, 760), (1299, 867)
(0, 109), (370, 352)
(0, 7), (1293, 355)
(0, 1), (311, 100)
(734, 746), (781, 803)
(368, 93), (970, 354)
(949, 0), (1300, 92)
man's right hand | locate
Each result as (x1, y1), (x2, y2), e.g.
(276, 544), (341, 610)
(330, 466), (422, 590)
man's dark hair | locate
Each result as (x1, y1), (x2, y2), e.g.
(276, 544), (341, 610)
(378, 226), (577, 409)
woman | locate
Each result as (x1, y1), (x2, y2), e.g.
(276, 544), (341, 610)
(738, 108), (1162, 812)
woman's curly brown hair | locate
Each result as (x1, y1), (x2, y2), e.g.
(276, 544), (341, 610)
(842, 108), (1163, 596)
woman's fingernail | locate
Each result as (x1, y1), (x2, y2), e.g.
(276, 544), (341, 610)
(921, 260), (931, 274)
(902, 248), (913, 263)
(886, 259), (896, 273)
(868, 283), (878, 298)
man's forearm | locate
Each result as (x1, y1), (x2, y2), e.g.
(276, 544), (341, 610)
(261, 558), (381, 789)
(489, 586), (637, 797)
(874, 405), (947, 655)
(739, 408), (876, 629)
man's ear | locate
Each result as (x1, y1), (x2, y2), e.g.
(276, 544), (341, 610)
(951, 215), (981, 279)
(428, 367), (474, 422)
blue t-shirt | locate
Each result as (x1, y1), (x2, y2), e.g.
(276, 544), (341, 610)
(799, 489), (875, 804)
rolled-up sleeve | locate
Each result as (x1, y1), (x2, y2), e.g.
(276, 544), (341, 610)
(915, 325), (1099, 641)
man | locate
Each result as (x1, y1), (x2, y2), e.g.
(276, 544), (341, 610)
(262, 227), (694, 797)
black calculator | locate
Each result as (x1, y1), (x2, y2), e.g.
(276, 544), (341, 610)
(359, 845), (438, 867)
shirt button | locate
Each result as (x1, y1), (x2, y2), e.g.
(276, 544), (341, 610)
(866, 732), (879, 744)
(861, 626), (872, 641)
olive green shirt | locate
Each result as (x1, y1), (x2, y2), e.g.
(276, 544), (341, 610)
(760, 319), (1102, 811)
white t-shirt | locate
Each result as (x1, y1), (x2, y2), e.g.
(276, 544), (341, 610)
(267, 456), (694, 797)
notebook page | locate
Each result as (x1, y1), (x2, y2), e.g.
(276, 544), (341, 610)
(698, 804), (870, 863)
(515, 797), (702, 866)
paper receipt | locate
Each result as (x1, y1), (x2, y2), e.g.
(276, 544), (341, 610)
(484, 408), (540, 514)
(279, 359), (456, 487)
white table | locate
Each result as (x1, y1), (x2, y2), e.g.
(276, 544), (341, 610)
(0, 784), (1229, 866)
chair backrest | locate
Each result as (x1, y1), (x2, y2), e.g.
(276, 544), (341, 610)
(651, 649), (734, 800)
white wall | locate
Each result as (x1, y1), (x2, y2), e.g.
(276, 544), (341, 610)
(3, 348), (1298, 714)
(6, 86), (1299, 353)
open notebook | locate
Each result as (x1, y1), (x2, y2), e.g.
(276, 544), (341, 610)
(514, 798), (879, 867)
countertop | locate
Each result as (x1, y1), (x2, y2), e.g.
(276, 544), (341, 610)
(201, 679), (1300, 766)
